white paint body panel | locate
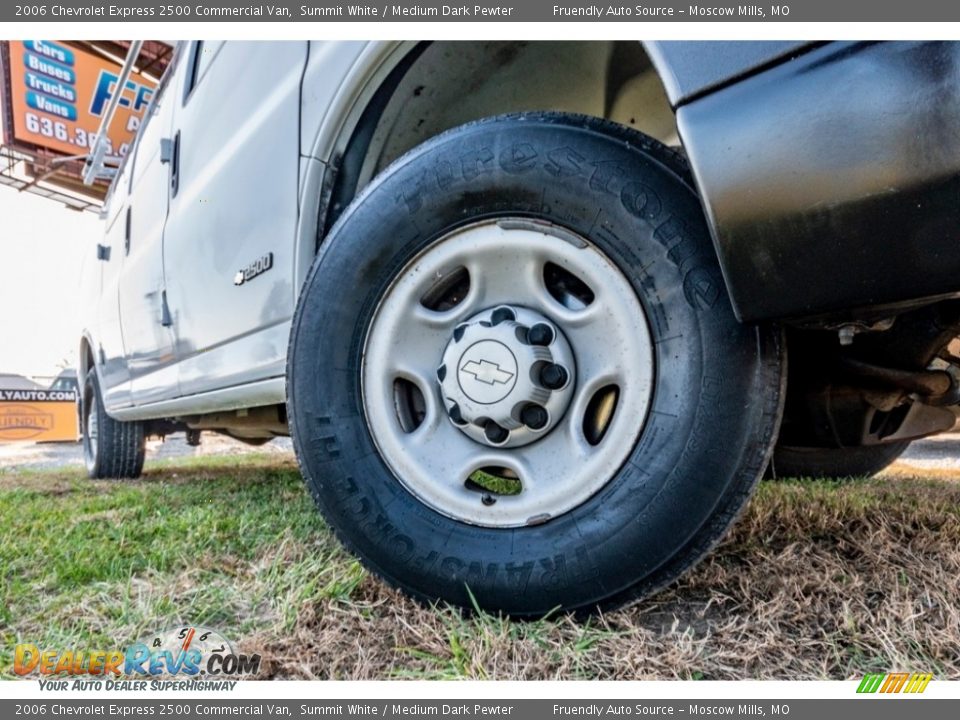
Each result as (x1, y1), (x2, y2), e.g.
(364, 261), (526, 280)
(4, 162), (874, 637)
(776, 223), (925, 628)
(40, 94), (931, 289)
(162, 41), (306, 400)
(81, 41), (401, 419)
(117, 66), (179, 406)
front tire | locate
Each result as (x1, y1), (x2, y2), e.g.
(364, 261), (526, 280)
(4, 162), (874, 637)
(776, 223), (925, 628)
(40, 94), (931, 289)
(82, 369), (145, 479)
(288, 113), (784, 615)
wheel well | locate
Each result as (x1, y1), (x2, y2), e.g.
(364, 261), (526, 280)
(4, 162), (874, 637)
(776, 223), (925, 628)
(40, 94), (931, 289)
(322, 41), (676, 234)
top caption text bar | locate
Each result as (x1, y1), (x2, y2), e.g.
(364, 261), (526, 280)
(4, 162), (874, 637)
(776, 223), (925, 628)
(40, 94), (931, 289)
(4, 1), (959, 23)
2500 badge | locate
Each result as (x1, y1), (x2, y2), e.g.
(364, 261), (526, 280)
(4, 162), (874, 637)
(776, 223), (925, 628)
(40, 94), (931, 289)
(234, 252), (274, 286)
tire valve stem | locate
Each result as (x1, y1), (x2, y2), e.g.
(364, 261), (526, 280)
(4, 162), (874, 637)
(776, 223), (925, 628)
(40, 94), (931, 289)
(482, 493), (496, 506)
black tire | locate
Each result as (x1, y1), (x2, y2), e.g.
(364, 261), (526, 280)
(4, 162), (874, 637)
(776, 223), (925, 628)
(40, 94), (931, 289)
(81, 369), (145, 479)
(767, 441), (909, 480)
(288, 113), (785, 615)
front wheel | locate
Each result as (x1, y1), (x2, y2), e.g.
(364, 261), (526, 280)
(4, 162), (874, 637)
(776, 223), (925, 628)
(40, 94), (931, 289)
(288, 113), (785, 615)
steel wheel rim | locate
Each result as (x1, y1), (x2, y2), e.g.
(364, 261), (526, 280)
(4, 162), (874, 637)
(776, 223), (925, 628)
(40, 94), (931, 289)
(361, 218), (655, 527)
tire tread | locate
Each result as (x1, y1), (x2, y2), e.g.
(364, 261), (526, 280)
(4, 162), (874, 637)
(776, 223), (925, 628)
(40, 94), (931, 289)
(84, 370), (145, 480)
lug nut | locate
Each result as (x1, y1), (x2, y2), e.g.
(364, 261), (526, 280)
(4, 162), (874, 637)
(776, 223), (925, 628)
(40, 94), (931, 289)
(484, 420), (509, 444)
(520, 404), (549, 430)
(449, 403), (466, 425)
(540, 363), (568, 390)
(527, 323), (554, 346)
(491, 307), (516, 325)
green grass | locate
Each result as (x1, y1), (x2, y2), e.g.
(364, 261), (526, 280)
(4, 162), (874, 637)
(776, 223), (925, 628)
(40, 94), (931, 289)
(0, 456), (351, 676)
(1, 455), (958, 680)
(467, 468), (522, 496)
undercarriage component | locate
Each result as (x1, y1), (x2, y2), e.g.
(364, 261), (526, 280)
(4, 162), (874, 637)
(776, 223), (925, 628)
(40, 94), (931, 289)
(838, 357), (957, 404)
(180, 405), (288, 440)
(780, 301), (960, 451)
(870, 401), (955, 444)
(782, 381), (953, 449)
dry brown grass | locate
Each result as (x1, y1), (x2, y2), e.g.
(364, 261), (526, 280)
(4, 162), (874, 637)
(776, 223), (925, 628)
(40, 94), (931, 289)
(251, 471), (960, 681)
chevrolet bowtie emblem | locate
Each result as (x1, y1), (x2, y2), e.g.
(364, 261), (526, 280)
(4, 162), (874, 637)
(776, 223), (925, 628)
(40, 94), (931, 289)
(460, 359), (515, 385)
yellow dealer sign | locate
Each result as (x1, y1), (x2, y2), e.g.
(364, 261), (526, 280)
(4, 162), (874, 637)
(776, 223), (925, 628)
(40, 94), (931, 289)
(0, 388), (78, 442)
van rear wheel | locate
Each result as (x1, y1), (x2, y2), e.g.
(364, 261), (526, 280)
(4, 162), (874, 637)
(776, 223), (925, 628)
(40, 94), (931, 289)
(288, 113), (785, 615)
(768, 441), (909, 480)
(82, 369), (145, 479)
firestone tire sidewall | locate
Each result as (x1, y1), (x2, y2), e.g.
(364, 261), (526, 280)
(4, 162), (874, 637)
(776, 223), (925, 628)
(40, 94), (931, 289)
(288, 114), (782, 615)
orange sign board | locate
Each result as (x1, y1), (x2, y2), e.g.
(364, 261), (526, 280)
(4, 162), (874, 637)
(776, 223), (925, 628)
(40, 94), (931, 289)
(0, 389), (78, 442)
(2, 40), (156, 158)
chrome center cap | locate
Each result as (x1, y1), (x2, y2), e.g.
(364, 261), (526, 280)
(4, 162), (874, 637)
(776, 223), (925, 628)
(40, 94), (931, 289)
(438, 305), (576, 448)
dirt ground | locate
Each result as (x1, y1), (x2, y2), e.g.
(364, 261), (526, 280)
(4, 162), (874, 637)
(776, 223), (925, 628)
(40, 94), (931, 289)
(0, 432), (294, 470)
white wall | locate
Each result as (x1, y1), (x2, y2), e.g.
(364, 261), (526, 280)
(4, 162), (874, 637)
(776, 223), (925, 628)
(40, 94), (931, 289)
(0, 186), (102, 378)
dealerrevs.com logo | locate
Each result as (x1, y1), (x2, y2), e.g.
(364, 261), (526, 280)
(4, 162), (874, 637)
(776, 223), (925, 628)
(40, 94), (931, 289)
(14, 626), (261, 690)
